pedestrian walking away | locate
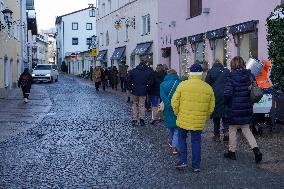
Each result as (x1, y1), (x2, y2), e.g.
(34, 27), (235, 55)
(223, 56), (262, 163)
(101, 67), (109, 91)
(160, 69), (181, 155)
(110, 66), (119, 90)
(129, 61), (153, 126)
(205, 59), (230, 142)
(172, 63), (215, 172)
(149, 64), (166, 125)
(18, 68), (33, 103)
(119, 64), (128, 92)
(93, 66), (102, 91)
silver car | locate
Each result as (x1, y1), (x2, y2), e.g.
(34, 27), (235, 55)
(32, 64), (59, 82)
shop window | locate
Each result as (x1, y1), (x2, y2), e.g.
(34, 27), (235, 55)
(194, 42), (204, 62)
(214, 38), (226, 65)
(188, 0), (202, 18)
(238, 32), (258, 63)
(179, 46), (189, 80)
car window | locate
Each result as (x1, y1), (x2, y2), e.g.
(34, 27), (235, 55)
(34, 65), (52, 70)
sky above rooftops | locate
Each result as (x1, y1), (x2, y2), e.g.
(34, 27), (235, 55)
(35, 0), (96, 31)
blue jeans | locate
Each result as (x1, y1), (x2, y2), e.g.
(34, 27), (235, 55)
(213, 117), (229, 135)
(178, 128), (202, 169)
(151, 96), (159, 107)
(168, 128), (178, 148)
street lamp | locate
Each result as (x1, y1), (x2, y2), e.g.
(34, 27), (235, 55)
(2, 9), (13, 29)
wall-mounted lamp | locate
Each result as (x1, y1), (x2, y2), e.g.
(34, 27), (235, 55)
(232, 34), (239, 47)
(2, 9), (13, 29)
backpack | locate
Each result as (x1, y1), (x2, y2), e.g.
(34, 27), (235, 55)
(21, 75), (30, 87)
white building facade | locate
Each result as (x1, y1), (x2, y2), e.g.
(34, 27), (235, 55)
(96, 0), (159, 69)
(55, 5), (96, 75)
(36, 33), (48, 64)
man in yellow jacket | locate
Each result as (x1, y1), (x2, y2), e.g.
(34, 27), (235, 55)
(172, 63), (215, 172)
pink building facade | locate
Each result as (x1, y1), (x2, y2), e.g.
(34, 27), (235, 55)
(157, 0), (282, 78)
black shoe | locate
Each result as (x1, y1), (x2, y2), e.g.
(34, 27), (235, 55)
(224, 151), (236, 160)
(150, 120), (156, 125)
(131, 120), (137, 126)
(253, 147), (262, 164)
(140, 119), (145, 126)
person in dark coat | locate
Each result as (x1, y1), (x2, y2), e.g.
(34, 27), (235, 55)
(119, 64), (128, 92)
(18, 68), (33, 103)
(149, 64), (166, 125)
(110, 66), (119, 90)
(101, 67), (109, 91)
(205, 59), (230, 142)
(223, 56), (262, 164)
(129, 61), (153, 126)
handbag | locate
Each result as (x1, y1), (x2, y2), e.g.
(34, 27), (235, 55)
(250, 80), (263, 103)
(158, 80), (178, 112)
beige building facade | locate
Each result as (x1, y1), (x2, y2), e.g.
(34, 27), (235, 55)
(0, 0), (22, 98)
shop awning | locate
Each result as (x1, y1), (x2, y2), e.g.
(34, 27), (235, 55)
(110, 46), (126, 60)
(229, 20), (259, 35)
(206, 27), (227, 40)
(188, 33), (204, 44)
(132, 42), (152, 55)
(174, 37), (187, 46)
(96, 50), (107, 61)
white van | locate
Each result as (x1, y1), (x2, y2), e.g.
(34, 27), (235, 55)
(32, 64), (59, 82)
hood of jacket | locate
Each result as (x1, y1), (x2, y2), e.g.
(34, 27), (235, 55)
(164, 73), (179, 81)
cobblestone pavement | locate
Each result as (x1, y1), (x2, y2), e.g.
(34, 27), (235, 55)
(0, 75), (284, 189)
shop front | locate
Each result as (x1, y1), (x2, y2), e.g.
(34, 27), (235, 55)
(131, 42), (153, 68)
(96, 50), (108, 67)
(110, 46), (126, 68)
(174, 37), (188, 79)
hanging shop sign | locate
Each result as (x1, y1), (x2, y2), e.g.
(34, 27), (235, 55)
(91, 48), (98, 57)
(174, 37), (187, 46)
(229, 20), (259, 35)
(206, 27), (227, 40)
(188, 33), (204, 44)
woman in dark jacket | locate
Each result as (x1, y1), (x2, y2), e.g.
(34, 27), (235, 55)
(18, 68), (33, 103)
(205, 59), (230, 142)
(223, 56), (262, 163)
(110, 66), (119, 90)
(149, 64), (166, 125)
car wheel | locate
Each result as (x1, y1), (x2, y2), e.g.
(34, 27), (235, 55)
(55, 76), (58, 82)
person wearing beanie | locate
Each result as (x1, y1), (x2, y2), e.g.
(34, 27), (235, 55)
(171, 63), (215, 172)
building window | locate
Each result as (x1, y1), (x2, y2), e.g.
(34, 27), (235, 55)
(100, 33), (104, 46)
(89, 9), (95, 17)
(106, 31), (109, 46)
(72, 22), (78, 30)
(108, 0), (111, 13)
(238, 32), (258, 63)
(86, 23), (92, 30)
(214, 38), (226, 65)
(194, 42), (204, 62)
(86, 38), (92, 46)
(189, 0), (202, 18)
(102, 3), (105, 15)
(72, 38), (78, 45)
(142, 14), (150, 35)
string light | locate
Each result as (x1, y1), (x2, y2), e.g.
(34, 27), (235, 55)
(224, 25), (232, 67)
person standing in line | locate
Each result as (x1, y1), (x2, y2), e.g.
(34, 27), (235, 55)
(172, 63), (215, 172)
(111, 66), (119, 90)
(101, 67), (108, 91)
(205, 59), (230, 142)
(18, 68), (33, 103)
(129, 61), (153, 126)
(93, 66), (102, 91)
(223, 56), (262, 163)
(160, 69), (181, 154)
(118, 64), (128, 92)
(149, 64), (166, 125)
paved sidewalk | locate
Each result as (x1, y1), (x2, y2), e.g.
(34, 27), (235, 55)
(0, 84), (52, 142)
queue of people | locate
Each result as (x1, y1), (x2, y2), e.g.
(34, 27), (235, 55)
(91, 56), (262, 172)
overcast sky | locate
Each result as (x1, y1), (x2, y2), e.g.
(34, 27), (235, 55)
(35, 0), (96, 31)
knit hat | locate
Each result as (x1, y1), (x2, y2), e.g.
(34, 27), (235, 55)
(189, 63), (203, 75)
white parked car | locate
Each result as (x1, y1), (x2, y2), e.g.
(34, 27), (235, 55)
(32, 64), (59, 82)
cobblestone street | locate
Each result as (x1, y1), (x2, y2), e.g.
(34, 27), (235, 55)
(0, 75), (284, 188)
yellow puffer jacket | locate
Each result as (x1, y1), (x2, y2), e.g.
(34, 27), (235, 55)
(171, 75), (215, 131)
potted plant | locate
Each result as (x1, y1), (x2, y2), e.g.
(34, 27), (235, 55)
(267, 3), (284, 127)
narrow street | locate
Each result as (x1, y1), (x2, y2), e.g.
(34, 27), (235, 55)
(0, 75), (284, 188)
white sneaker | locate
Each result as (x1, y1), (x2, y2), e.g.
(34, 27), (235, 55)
(24, 98), (28, 103)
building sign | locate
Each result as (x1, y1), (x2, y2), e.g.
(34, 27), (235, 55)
(229, 20), (258, 35)
(174, 37), (187, 46)
(91, 48), (98, 57)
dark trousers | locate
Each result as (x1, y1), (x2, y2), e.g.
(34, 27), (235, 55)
(101, 80), (108, 91)
(213, 117), (229, 135)
(178, 128), (202, 169)
(22, 88), (30, 98)
(95, 82), (101, 91)
(120, 77), (126, 92)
